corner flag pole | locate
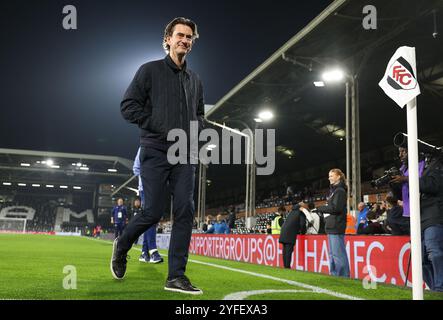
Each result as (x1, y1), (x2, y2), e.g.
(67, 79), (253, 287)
(406, 97), (424, 300)
(378, 46), (423, 300)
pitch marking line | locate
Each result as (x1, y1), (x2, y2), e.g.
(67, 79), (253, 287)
(85, 237), (364, 300)
(223, 289), (313, 300)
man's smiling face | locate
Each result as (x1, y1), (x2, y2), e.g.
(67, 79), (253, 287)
(166, 24), (194, 57)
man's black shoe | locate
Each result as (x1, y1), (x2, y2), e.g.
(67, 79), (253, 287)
(110, 237), (128, 280)
(164, 276), (203, 295)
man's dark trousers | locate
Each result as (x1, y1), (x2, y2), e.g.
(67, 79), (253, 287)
(282, 243), (295, 268)
(118, 146), (196, 279)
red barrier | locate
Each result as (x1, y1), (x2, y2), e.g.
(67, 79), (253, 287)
(189, 234), (413, 287)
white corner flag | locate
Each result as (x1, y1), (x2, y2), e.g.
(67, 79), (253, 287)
(379, 46), (423, 300)
(378, 46), (420, 108)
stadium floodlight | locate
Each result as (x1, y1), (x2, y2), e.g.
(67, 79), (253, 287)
(76, 162), (82, 167)
(257, 110), (274, 121)
(322, 69), (345, 82)
(60, 185), (68, 189)
(32, 184), (41, 187)
(45, 185), (54, 188)
(20, 163), (31, 167)
(73, 186), (82, 190)
(107, 168), (117, 173)
(254, 118), (263, 123)
(51, 165), (60, 169)
(2, 182), (12, 186)
(313, 81), (325, 87)
(46, 159), (54, 167)
(18, 183), (27, 187)
(79, 167), (89, 171)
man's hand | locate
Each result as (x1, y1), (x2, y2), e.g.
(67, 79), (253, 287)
(390, 175), (408, 184)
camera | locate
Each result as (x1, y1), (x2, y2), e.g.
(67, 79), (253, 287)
(371, 167), (400, 188)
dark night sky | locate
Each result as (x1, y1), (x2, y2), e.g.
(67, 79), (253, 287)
(1, 0), (331, 159)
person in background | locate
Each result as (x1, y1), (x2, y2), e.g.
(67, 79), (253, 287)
(202, 215), (213, 232)
(385, 194), (409, 235)
(390, 146), (426, 218)
(271, 206), (286, 235)
(133, 147), (163, 264)
(279, 201), (306, 268)
(206, 214), (230, 234)
(111, 198), (128, 239)
(358, 203), (386, 235)
(227, 206), (236, 232)
(355, 202), (369, 233)
(306, 169), (350, 277)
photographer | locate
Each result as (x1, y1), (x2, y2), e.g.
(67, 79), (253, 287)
(390, 144), (443, 292)
(389, 146), (425, 218)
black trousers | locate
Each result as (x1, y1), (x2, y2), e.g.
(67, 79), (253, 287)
(114, 223), (125, 239)
(118, 146), (196, 279)
(282, 243), (295, 269)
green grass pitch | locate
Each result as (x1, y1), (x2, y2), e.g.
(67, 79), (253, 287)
(0, 234), (442, 300)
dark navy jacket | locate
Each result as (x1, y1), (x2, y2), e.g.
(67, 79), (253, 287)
(121, 55), (205, 150)
(112, 205), (127, 224)
(317, 181), (347, 234)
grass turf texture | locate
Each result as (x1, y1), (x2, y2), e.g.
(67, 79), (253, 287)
(0, 234), (442, 300)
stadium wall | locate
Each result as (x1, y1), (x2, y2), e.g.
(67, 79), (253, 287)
(182, 234), (412, 287)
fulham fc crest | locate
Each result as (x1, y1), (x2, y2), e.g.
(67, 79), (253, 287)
(379, 46), (420, 108)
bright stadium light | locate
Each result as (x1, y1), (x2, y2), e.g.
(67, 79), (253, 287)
(20, 163), (31, 167)
(79, 167), (89, 171)
(313, 81), (325, 87)
(45, 185), (54, 188)
(76, 162), (82, 167)
(73, 186), (82, 190)
(51, 165), (60, 169)
(254, 118), (263, 123)
(32, 184), (41, 187)
(18, 183), (27, 187)
(2, 182), (12, 186)
(107, 168), (118, 173)
(322, 69), (345, 82)
(258, 110), (274, 121)
(46, 159), (54, 167)
(60, 185), (68, 189)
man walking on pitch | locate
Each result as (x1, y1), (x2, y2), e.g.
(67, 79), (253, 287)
(110, 17), (205, 295)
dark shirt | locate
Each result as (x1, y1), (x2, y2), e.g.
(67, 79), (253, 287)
(121, 55), (205, 151)
(112, 205), (127, 224)
(419, 157), (443, 231)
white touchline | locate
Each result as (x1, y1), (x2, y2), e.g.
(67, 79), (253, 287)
(185, 258), (364, 300)
(85, 237), (364, 300)
(223, 289), (313, 300)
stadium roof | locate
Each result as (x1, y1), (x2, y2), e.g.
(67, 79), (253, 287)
(205, 0), (443, 205)
(0, 148), (134, 193)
